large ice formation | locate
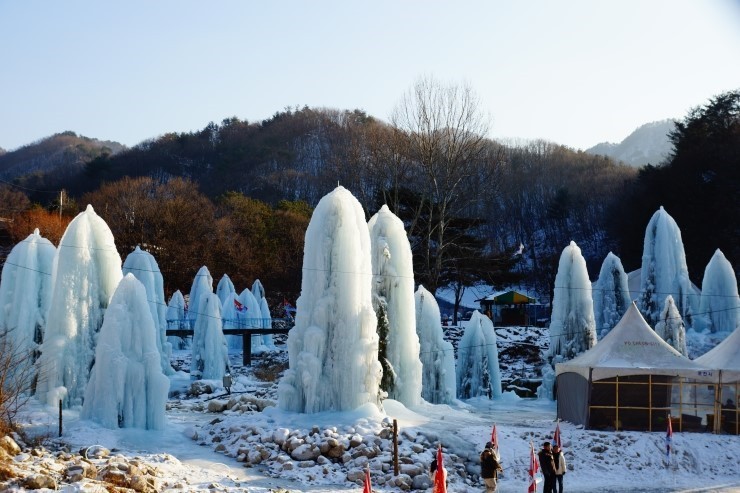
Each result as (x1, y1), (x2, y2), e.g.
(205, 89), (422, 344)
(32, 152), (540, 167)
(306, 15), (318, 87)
(368, 205), (422, 406)
(258, 295), (274, 347)
(166, 290), (187, 349)
(655, 295), (687, 356)
(122, 246), (172, 375)
(414, 286), (456, 404)
(638, 207), (699, 328)
(0, 229), (55, 359)
(278, 186), (381, 413)
(457, 311), (502, 399)
(216, 274), (236, 306)
(593, 252), (632, 339)
(81, 274), (168, 430)
(548, 241), (597, 360)
(35, 205), (123, 408)
(696, 249), (740, 333)
(252, 280), (273, 347)
(222, 291), (248, 351)
(188, 266), (213, 327)
(191, 293), (229, 380)
(238, 287), (263, 350)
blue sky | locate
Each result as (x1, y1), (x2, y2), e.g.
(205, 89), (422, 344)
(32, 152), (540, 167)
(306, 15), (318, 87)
(1, 0), (739, 151)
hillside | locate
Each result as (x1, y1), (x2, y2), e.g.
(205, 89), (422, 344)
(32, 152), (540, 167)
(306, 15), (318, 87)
(0, 131), (125, 182)
(587, 119), (675, 167)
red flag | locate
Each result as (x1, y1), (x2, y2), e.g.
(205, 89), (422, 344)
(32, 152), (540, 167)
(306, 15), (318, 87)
(528, 442), (539, 493)
(362, 467), (372, 493)
(553, 421), (562, 449)
(666, 414), (673, 460)
(234, 298), (246, 312)
(433, 445), (446, 493)
(491, 424), (499, 453)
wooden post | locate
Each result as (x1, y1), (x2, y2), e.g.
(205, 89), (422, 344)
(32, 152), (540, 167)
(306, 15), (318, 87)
(58, 400), (63, 437)
(393, 418), (399, 476)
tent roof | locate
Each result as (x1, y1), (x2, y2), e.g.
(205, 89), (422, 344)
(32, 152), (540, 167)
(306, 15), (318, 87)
(556, 303), (717, 382)
(477, 290), (537, 305)
(695, 325), (740, 382)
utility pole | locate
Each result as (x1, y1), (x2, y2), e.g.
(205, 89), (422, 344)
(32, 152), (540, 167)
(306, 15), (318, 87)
(59, 190), (64, 220)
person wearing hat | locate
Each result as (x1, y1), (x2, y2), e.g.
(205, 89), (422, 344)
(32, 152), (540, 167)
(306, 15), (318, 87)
(480, 441), (502, 492)
(552, 444), (567, 493)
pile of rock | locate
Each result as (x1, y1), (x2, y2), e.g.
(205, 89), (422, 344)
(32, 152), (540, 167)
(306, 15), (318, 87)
(194, 416), (477, 491)
(0, 436), (165, 492)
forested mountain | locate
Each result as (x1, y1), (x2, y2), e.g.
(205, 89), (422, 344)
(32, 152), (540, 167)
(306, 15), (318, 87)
(586, 119), (675, 167)
(0, 131), (125, 185)
(3, 87), (736, 304)
(609, 90), (740, 283)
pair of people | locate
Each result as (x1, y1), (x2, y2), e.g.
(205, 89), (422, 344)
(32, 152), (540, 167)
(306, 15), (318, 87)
(538, 441), (567, 493)
(480, 441), (503, 492)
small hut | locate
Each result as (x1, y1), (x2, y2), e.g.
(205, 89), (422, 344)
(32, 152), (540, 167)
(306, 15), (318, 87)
(477, 290), (537, 326)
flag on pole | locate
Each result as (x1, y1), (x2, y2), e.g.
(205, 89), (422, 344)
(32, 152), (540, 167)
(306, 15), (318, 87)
(528, 441), (539, 493)
(553, 421), (562, 449)
(362, 467), (372, 493)
(234, 298), (246, 312)
(433, 445), (447, 493)
(490, 424), (499, 452)
(666, 414), (673, 460)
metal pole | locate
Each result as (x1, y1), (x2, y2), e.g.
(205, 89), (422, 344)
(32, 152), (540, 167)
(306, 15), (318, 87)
(242, 331), (252, 366)
(58, 400), (62, 437)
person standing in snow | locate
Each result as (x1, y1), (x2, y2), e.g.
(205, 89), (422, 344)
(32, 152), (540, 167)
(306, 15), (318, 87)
(538, 441), (557, 493)
(552, 444), (566, 493)
(480, 441), (502, 492)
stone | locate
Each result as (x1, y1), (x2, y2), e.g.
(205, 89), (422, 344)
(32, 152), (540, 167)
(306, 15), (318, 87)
(23, 474), (57, 489)
(412, 473), (433, 490)
(207, 400), (228, 413)
(0, 436), (21, 455)
(290, 444), (320, 461)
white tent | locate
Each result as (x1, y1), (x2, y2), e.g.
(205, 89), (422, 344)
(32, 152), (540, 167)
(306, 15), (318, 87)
(555, 303), (718, 431)
(696, 326), (740, 434)
(695, 326), (740, 382)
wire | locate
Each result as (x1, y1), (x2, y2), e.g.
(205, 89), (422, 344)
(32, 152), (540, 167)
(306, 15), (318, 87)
(0, 177), (62, 194)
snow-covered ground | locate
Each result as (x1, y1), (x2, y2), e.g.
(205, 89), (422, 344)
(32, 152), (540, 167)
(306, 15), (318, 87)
(10, 331), (739, 493)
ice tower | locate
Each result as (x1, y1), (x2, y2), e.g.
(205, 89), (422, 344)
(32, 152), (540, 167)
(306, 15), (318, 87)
(35, 205), (123, 408)
(368, 205), (422, 406)
(278, 186), (381, 413)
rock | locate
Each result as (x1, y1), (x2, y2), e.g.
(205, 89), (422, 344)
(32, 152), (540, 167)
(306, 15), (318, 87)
(349, 434), (363, 448)
(23, 474), (57, 489)
(101, 468), (128, 487)
(207, 400), (228, 413)
(83, 445), (110, 459)
(412, 473), (433, 490)
(346, 469), (366, 482)
(188, 381), (214, 396)
(281, 461), (294, 471)
(13, 452), (31, 462)
(0, 436), (21, 455)
(65, 464), (86, 482)
(393, 473), (413, 490)
(273, 428), (290, 446)
(129, 474), (149, 492)
(290, 444), (320, 461)
(400, 463), (423, 477)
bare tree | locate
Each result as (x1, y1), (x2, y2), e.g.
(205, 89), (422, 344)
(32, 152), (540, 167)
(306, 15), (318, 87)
(0, 329), (35, 434)
(390, 76), (499, 293)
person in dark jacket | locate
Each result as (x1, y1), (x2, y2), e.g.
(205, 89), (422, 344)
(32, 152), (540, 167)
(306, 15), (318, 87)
(538, 441), (556, 493)
(480, 441), (502, 492)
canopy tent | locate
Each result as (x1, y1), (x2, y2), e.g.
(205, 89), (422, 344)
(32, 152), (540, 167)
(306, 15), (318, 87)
(555, 303), (719, 432)
(696, 326), (740, 434)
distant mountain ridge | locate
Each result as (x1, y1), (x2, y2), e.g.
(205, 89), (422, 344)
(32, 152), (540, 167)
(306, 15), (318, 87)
(587, 119), (676, 167)
(0, 131), (125, 181)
